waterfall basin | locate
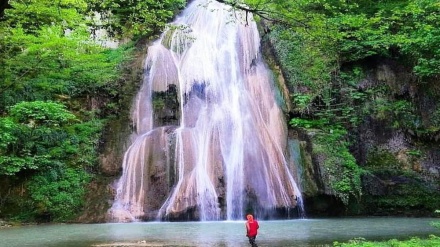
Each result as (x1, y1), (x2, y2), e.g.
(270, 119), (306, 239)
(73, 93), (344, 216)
(0, 217), (438, 247)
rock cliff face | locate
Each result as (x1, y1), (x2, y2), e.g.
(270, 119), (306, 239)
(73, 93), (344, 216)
(351, 60), (439, 216)
(286, 58), (440, 216)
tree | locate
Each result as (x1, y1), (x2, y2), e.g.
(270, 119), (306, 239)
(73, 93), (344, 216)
(2, 0), (88, 33)
(0, 101), (77, 176)
(87, 0), (186, 38)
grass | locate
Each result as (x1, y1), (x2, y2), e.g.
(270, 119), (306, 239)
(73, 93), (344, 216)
(333, 235), (440, 247)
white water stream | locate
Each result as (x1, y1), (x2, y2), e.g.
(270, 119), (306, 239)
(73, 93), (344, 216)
(109, 0), (302, 222)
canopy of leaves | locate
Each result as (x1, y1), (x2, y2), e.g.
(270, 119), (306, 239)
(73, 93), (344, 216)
(0, 101), (101, 177)
(87, 0), (186, 38)
(0, 25), (131, 113)
(0, 0), (135, 221)
(2, 0), (88, 33)
(27, 167), (91, 221)
(9, 101), (77, 127)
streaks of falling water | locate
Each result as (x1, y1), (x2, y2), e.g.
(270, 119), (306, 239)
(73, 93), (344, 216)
(109, 0), (303, 222)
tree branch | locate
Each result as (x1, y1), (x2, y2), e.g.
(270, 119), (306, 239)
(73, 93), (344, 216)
(214, 0), (309, 29)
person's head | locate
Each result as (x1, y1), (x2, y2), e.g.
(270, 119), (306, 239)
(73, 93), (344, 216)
(246, 214), (254, 221)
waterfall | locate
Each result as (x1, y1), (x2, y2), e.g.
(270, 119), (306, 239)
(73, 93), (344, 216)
(109, 0), (303, 222)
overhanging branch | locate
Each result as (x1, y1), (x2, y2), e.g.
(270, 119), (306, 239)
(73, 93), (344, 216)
(214, 0), (308, 29)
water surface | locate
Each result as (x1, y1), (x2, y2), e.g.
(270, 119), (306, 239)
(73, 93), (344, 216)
(0, 218), (438, 247)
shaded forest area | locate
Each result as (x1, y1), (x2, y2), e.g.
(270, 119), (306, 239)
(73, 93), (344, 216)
(0, 0), (439, 222)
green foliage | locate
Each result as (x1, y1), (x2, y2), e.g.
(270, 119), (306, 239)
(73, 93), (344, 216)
(406, 149), (422, 157)
(362, 92), (440, 137)
(261, 0), (440, 137)
(313, 127), (363, 205)
(0, 156), (49, 176)
(0, 100), (105, 221)
(292, 93), (313, 113)
(268, 25), (336, 104)
(66, 119), (105, 171)
(291, 119), (363, 205)
(0, 25), (131, 112)
(374, 182), (440, 211)
(397, 1), (440, 77)
(432, 210), (440, 229)
(289, 117), (327, 129)
(363, 166), (440, 215)
(334, 235), (440, 247)
(87, 0), (187, 38)
(3, 0), (88, 33)
(368, 99), (418, 129)
(321, 0), (440, 78)
(339, 66), (365, 87)
(365, 148), (402, 171)
(27, 167), (90, 221)
(0, 118), (18, 150)
(153, 98), (165, 110)
(0, 101), (78, 176)
(9, 101), (77, 127)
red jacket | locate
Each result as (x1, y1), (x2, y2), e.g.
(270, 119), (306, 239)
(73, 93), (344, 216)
(246, 220), (259, 237)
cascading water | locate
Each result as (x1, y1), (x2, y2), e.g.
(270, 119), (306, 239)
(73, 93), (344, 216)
(109, 0), (303, 222)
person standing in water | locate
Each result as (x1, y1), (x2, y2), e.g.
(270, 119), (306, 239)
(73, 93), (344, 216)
(245, 214), (259, 247)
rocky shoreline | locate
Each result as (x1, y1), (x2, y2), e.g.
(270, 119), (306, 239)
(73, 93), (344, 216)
(92, 240), (182, 247)
(0, 219), (13, 228)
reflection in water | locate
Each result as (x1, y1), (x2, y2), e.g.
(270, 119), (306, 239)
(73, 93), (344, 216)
(0, 218), (438, 247)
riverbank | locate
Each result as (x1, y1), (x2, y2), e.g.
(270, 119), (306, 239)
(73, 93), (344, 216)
(334, 235), (440, 247)
(92, 235), (440, 247)
(0, 219), (12, 228)
(93, 241), (165, 247)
